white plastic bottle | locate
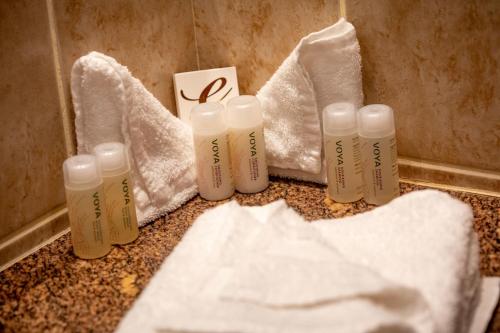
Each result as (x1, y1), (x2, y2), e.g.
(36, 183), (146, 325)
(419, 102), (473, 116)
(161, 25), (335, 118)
(93, 142), (139, 245)
(191, 102), (234, 201)
(358, 104), (400, 205)
(63, 155), (111, 259)
(323, 102), (363, 203)
(226, 95), (269, 193)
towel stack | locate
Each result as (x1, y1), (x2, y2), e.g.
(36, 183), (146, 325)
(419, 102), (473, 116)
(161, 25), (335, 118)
(116, 190), (481, 333)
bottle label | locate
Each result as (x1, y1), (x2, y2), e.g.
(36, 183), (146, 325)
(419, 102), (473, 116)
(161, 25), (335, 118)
(360, 134), (399, 204)
(324, 132), (363, 202)
(194, 132), (234, 198)
(229, 125), (268, 192)
(66, 184), (110, 257)
(103, 171), (139, 243)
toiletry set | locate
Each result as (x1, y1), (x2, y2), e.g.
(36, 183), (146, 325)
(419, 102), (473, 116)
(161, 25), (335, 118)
(64, 95), (397, 258)
(65, 16), (396, 258)
(64, 95), (269, 258)
(323, 103), (399, 205)
(191, 95), (269, 201)
(65, 18), (490, 333)
(63, 142), (139, 259)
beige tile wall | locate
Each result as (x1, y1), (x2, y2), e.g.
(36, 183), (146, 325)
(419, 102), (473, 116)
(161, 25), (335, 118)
(54, 0), (198, 118)
(193, 0), (499, 190)
(0, 0), (498, 268)
(0, 1), (67, 241)
(347, 0), (500, 173)
(193, 0), (339, 95)
(0, 0), (198, 269)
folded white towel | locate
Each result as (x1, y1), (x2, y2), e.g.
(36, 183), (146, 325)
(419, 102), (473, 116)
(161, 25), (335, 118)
(71, 52), (198, 225)
(314, 189), (481, 333)
(116, 190), (481, 333)
(257, 18), (363, 184)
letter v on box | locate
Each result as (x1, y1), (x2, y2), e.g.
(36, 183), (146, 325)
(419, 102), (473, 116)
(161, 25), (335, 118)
(173, 67), (240, 124)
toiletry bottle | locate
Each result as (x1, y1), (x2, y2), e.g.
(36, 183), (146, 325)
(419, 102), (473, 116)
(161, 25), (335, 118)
(63, 155), (111, 259)
(191, 102), (234, 201)
(226, 95), (269, 193)
(323, 102), (363, 203)
(358, 104), (399, 205)
(93, 142), (139, 244)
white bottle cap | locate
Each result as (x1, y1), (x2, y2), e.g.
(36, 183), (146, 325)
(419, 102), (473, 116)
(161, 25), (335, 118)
(357, 104), (395, 138)
(322, 102), (357, 135)
(93, 142), (129, 176)
(226, 95), (263, 128)
(191, 102), (227, 135)
(63, 154), (101, 187)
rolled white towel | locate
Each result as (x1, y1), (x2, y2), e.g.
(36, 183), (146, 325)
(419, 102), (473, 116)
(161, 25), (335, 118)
(257, 17), (363, 184)
(71, 52), (198, 225)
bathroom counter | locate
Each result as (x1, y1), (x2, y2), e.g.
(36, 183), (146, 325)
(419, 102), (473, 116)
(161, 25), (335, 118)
(1, 179), (499, 332)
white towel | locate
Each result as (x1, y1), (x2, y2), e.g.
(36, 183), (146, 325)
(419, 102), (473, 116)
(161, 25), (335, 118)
(314, 189), (481, 333)
(257, 18), (363, 184)
(71, 52), (198, 225)
(116, 190), (481, 333)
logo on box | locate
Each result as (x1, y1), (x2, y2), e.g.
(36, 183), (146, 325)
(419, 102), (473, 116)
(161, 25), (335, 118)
(173, 67), (239, 124)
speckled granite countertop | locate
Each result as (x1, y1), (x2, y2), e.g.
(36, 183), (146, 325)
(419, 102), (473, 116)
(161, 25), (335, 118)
(1, 179), (499, 332)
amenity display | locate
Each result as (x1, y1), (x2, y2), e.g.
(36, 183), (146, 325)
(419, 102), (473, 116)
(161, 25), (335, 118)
(42, 14), (495, 333)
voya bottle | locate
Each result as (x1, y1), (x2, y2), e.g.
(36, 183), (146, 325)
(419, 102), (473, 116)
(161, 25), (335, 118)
(323, 102), (363, 203)
(191, 102), (234, 201)
(227, 95), (269, 193)
(358, 104), (400, 205)
(63, 155), (111, 259)
(93, 142), (139, 244)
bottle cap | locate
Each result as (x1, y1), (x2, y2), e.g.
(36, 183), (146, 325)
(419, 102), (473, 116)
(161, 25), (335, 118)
(63, 154), (101, 187)
(93, 142), (129, 175)
(191, 102), (227, 135)
(357, 104), (395, 138)
(226, 95), (263, 128)
(322, 102), (357, 135)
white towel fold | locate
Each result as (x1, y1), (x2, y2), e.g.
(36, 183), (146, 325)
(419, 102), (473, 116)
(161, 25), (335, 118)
(257, 18), (364, 184)
(69, 18), (362, 223)
(314, 190), (481, 333)
(71, 52), (198, 225)
(116, 189), (481, 333)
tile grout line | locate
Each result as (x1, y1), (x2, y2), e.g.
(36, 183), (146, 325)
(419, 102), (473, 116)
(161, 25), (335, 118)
(398, 157), (500, 181)
(190, 0), (201, 70)
(399, 179), (500, 198)
(0, 227), (70, 273)
(339, 0), (347, 18)
(46, 0), (75, 157)
(0, 205), (70, 273)
(0, 206), (68, 250)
